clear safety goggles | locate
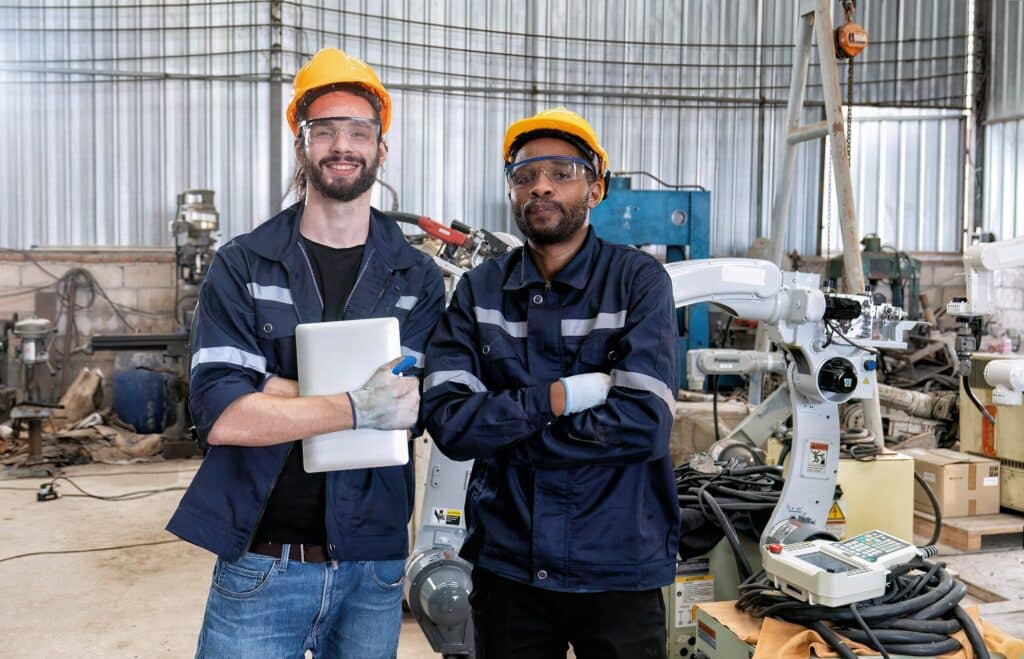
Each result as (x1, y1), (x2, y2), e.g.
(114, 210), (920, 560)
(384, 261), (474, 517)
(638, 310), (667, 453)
(504, 156), (596, 190)
(300, 116), (381, 147)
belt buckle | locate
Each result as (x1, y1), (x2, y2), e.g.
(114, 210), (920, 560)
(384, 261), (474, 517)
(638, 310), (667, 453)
(299, 544), (305, 563)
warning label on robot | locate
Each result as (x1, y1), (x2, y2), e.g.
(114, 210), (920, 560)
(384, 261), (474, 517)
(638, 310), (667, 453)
(431, 507), (463, 527)
(674, 558), (714, 628)
(826, 500), (847, 539)
(807, 442), (829, 474)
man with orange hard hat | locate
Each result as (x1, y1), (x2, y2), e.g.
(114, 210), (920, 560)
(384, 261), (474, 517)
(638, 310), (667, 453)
(422, 108), (680, 658)
(167, 48), (444, 657)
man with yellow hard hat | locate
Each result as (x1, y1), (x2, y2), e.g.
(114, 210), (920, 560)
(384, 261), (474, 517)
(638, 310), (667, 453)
(421, 109), (680, 658)
(167, 48), (444, 657)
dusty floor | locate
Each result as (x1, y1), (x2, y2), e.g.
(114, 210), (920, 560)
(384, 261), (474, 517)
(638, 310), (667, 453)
(0, 459), (1021, 657)
(0, 460), (439, 658)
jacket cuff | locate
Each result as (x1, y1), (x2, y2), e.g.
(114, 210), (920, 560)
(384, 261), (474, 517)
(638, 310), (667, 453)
(191, 378), (257, 442)
(524, 382), (556, 427)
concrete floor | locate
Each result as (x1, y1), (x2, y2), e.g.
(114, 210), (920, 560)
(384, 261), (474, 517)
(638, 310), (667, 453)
(0, 459), (1021, 657)
(0, 460), (437, 658)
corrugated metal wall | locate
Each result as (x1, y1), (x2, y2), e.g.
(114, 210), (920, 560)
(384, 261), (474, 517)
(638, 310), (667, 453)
(1, 0), (973, 256)
(823, 108), (966, 254)
(983, 0), (1024, 240)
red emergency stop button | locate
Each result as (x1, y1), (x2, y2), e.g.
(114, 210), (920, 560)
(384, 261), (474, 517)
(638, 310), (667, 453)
(768, 543), (783, 554)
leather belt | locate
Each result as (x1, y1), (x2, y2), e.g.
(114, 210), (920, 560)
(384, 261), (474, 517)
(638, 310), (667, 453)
(250, 541), (329, 563)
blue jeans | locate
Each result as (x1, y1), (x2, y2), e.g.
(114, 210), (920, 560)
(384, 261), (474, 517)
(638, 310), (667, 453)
(195, 547), (405, 658)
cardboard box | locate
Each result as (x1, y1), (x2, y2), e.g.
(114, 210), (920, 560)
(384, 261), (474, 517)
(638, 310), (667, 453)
(903, 448), (1000, 517)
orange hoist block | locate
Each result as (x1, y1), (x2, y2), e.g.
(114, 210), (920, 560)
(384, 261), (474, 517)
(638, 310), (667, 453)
(837, 21), (869, 58)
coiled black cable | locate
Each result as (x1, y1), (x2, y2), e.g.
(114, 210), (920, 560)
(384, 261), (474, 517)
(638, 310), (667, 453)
(737, 556), (990, 658)
(679, 456), (984, 658)
(676, 462), (784, 578)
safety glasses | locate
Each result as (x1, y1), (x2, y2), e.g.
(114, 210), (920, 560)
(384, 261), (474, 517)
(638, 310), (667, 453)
(300, 116), (381, 147)
(504, 156), (596, 190)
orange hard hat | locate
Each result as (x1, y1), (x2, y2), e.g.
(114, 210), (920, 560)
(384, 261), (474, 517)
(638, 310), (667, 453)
(503, 107), (610, 198)
(286, 48), (392, 136)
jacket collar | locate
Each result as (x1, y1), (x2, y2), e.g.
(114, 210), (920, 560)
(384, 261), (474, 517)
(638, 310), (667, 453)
(241, 202), (421, 270)
(503, 225), (599, 291)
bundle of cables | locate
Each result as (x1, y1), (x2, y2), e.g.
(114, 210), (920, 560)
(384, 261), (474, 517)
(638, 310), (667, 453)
(676, 461), (785, 581)
(678, 450), (982, 658)
(736, 555), (990, 659)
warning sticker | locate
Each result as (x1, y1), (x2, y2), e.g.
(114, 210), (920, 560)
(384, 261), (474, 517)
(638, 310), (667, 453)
(431, 507), (463, 527)
(826, 500), (847, 539)
(807, 441), (829, 474)
(675, 574), (714, 627)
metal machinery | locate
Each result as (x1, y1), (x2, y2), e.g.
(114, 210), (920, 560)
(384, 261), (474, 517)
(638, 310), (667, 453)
(170, 189), (220, 326)
(828, 234), (923, 319)
(13, 317), (55, 402)
(588, 175), (711, 385)
(961, 354), (1024, 512)
(665, 258), (917, 544)
(7, 317), (58, 472)
(405, 449), (475, 658)
(947, 236), (1024, 513)
(88, 190), (220, 457)
(0, 317), (20, 418)
(663, 257), (920, 656)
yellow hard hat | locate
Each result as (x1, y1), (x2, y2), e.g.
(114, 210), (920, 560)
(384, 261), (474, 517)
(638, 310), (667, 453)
(286, 48), (392, 136)
(503, 107), (610, 198)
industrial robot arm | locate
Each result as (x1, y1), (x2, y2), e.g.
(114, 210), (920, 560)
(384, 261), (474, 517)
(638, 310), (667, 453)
(667, 258), (825, 325)
(667, 258), (919, 545)
(949, 235), (1024, 316)
(946, 236), (1024, 416)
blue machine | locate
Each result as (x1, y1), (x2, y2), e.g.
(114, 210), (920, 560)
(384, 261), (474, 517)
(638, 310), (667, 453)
(589, 176), (711, 386)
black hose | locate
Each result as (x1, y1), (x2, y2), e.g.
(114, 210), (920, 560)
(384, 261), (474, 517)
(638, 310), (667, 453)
(963, 374), (997, 426)
(808, 621), (858, 659)
(676, 463), (783, 575)
(849, 603), (890, 659)
(777, 441), (791, 467)
(913, 470), (943, 547)
(699, 487), (753, 580)
(953, 605), (991, 659)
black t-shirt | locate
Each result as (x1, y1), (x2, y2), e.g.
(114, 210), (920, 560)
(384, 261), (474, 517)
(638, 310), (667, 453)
(251, 237), (364, 545)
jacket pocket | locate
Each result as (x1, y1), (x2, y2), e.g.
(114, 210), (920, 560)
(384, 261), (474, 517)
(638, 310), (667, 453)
(574, 335), (618, 374)
(478, 327), (526, 384)
(255, 303), (298, 377)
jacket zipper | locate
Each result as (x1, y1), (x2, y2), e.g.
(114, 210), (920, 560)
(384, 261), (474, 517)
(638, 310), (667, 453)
(242, 243), (313, 556)
(368, 269), (395, 315)
(342, 247), (375, 319)
(242, 443), (294, 555)
(296, 241), (325, 313)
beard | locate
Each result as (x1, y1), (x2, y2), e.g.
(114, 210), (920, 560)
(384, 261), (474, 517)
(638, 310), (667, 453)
(511, 192), (590, 246)
(303, 148), (381, 202)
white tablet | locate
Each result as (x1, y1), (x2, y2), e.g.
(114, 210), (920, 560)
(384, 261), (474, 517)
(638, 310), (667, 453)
(296, 317), (409, 472)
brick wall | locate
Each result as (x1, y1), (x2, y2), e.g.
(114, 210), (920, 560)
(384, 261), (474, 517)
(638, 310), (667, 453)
(994, 269), (1024, 338)
(0, 249), (179, 402)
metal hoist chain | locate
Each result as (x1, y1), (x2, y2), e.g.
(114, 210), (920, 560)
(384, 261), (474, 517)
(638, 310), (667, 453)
(847, 56), (855, 161)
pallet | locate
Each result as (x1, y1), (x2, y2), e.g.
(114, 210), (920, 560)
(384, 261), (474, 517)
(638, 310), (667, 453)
(914, 511), (1024, 552)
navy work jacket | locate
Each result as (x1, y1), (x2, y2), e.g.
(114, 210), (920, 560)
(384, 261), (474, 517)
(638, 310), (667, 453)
(167, 203), (444, 561)
(421, 227), (680, 592)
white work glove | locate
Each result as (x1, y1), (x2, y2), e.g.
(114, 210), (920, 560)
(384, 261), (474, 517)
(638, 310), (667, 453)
(560, 372), (612, 415)
(348, 358), (420, 430)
